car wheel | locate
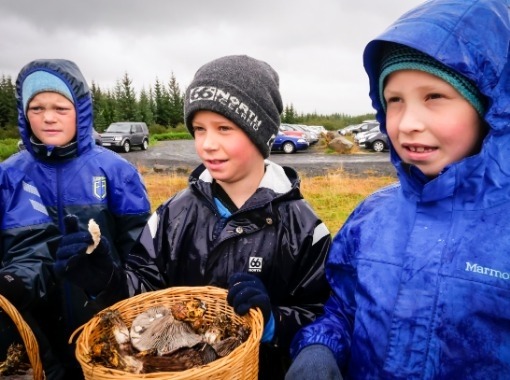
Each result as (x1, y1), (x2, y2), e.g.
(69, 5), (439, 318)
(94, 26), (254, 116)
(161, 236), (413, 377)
(372, 140), (385, 152)
(282, 142), (296, 154)
(122, 141), (131, 153)
(141, 139), (149, 150)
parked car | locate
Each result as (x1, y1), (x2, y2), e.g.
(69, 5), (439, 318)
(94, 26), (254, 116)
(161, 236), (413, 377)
(307, 125), (327, 136)
(279, 125), (306, 140)
(354, 126), (379, 144)
(296, 125), (320, 145)
(280, 123), (319, 145)
(356, 128), (390, 152)
(92, 128), (102, 146)
(340, 120), (379, 136)
(271, 132), (309, 154)
(101, 122), (149, 153)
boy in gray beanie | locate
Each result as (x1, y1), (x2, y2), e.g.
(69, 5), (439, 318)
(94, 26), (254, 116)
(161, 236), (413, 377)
(126, 54), (331, 379)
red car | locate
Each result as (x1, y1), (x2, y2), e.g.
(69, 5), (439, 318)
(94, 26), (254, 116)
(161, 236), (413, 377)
(279, 124), (307, 141)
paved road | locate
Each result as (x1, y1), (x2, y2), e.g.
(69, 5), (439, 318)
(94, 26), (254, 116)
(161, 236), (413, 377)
(122, 140), (396, 177)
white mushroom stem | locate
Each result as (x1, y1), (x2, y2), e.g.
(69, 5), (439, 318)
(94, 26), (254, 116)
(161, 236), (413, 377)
(86, 219), (101, 254)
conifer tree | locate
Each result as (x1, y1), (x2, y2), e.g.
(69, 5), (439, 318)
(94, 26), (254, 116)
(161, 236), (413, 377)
(91, 81), (109, 131)
(116, 72), (138, 121)
(0, 75), (16, 128)
(167, 72), (184, 128)
(139, 87), (154, 126)
(153, 78), (170, 127)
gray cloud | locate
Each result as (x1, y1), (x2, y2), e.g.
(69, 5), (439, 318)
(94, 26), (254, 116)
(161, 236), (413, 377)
(0, 0), (423, 115)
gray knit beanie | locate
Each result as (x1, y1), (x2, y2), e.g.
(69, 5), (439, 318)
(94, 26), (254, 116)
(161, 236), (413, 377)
(184, 55), (283, 158)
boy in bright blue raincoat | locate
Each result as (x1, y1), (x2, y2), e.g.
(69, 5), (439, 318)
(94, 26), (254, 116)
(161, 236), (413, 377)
(286, 0), (510, 379)
(2, 59), (159, 379)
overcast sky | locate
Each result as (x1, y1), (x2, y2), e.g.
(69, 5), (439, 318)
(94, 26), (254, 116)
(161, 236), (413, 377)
(0, 0), (424, 116)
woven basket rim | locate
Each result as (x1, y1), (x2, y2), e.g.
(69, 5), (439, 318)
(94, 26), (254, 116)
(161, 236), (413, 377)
(73, 285), (263, 380)
(0, 294), (44, 380)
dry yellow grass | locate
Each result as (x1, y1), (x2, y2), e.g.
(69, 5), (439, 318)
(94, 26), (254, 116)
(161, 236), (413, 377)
(297, 169), (396, 234)
(141, 168), (396, 234)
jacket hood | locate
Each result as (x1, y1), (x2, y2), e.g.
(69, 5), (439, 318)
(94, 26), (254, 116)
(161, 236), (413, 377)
(363, 0), (510, 205)
(16, 59), (94, 158)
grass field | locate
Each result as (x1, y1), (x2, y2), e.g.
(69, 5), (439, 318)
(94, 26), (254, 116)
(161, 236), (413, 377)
(140, 168), (397, 235)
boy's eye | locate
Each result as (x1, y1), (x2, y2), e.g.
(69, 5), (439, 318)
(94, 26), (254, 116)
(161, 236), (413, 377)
(386, 96), (401, 104)
(219, 125), (232, 131)
(192, 126), (205, 133)
(426, 93), (443, 100)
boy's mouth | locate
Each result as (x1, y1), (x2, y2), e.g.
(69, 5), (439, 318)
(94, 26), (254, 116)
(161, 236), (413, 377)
(403, 144), (436, 153)
(207, 159), (227, 165)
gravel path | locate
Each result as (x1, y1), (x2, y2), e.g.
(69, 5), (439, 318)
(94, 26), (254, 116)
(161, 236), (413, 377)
(121, 140), (397, 178)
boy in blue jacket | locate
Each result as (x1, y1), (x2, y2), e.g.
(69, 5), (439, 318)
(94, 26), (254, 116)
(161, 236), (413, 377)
(3, 59), (158, 379)
(286, 0), (510, 379)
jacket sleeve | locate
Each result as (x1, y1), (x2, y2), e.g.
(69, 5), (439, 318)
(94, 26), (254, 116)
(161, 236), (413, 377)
(121, 210), (168, 296)
(272, 202), (332, 351)
(289, 209), (359, 368)
(0, 167), (59, 310)
(94, 166), (164, 306)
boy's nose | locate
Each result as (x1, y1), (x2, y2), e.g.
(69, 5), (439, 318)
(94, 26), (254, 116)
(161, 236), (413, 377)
(397, 106), (425, 134)
(202, 132), (219, 150)
(43, 110), (57, 122)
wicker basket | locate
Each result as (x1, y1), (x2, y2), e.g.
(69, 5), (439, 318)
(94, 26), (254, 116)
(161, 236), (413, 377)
(0, 294), (44, 380)
(73, 286), (263, 380)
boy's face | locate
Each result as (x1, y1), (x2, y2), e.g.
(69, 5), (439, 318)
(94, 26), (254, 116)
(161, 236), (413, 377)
(192, 110), (264, 186)
(384, 70), (483, 177)
(26, 92), (76, 147)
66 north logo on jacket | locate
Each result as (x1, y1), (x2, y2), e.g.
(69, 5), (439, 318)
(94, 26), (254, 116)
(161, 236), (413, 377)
(248, 257), (263, 273)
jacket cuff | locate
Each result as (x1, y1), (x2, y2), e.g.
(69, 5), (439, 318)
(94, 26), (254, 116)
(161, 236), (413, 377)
(0, 272), (26, 305)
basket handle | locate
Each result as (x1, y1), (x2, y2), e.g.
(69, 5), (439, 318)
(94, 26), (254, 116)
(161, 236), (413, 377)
(68, 323), (85, 344)
(0, 294), (45, 380)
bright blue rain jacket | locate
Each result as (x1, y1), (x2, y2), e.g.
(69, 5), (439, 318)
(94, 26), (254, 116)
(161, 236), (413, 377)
(290, 0), (510, 378)
(2, 59), (153, 372)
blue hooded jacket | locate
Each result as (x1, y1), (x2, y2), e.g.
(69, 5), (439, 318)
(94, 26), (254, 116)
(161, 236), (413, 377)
(2, 59), (154, 373)
(290, 0), (510, 378)
(0, 165), (58, 310)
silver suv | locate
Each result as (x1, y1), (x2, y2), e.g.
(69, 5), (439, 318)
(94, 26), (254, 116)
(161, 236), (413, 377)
(101, 122), (149, 153)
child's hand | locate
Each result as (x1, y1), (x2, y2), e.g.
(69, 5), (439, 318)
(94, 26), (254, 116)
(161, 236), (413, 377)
(285, 345), (342, 380)
(54, 215), (113, 296)
(227, 272), (272, 323)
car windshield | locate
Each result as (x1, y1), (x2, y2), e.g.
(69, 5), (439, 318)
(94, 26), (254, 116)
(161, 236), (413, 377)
(106, 124), (131, 133)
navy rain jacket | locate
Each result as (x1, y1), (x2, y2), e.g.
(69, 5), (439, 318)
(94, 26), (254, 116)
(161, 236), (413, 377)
(290, 0), (510, 378)
(0, 165), (58, 310)
(2, 59), (154, 372)
(129, 161), (331, 378)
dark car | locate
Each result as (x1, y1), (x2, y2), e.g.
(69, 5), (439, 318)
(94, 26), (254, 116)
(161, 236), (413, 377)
(356, 127), (390, 152)
(100, 122), (149, 153)
(92, 128), (102, 146)
(340, 120), (379, 136)
(271, 132), (309, 154)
